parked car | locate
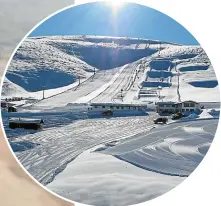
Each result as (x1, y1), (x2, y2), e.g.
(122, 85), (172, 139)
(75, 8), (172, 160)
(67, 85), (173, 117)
(171, 112), (183, 120)
(102, 110), (113, 117)
(200, 105), (205, 109)
(154, 117), (168, 124)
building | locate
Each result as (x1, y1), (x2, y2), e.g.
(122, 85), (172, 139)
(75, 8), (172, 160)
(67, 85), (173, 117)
(156, 101), (180, 113)
(8, 118), (44, 130)
(1, 100), (14, 110)
(88, 103), (147, 112)
(156, 100), (200, 113)
(180, 100), (201, 113)
(1, 100), (8, 108)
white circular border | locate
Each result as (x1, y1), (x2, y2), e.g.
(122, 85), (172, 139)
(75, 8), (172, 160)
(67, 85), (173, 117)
(1, 1), (221, 206)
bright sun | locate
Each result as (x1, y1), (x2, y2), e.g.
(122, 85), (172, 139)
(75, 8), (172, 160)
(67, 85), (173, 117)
(106, 0), (124, 10)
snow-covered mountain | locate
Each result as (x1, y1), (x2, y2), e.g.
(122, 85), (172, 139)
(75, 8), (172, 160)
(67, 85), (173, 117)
(2, 35), (219, 104)
(4, 35), (179, 92)
(6, 37), (96, 92)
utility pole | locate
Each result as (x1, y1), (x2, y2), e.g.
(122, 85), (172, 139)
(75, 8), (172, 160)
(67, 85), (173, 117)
(158, 86), (162, 100)
(42, 86), (45, 100)
(78, 76), (81, 85)
(175, 62), (177, 72)
(94, 67), (96, 75)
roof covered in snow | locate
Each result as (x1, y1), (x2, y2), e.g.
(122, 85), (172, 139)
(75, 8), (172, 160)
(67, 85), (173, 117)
(90, 103), (147, 107)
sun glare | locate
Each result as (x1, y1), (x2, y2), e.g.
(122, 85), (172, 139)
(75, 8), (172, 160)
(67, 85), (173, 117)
(106, 0), (125, 10)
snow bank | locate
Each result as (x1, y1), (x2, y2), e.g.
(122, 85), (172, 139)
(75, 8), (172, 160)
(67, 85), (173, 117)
(47, 149), (183, 206)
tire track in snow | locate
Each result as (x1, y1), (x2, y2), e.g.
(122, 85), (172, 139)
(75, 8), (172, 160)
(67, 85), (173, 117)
(14, 115), (155, 185)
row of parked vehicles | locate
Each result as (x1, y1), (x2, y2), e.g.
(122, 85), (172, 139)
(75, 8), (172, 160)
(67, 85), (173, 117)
(153, 112), (184, 124)
(100, 108), (185, 123)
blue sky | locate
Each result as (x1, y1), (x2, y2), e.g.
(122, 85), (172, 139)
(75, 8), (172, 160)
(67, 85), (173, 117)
(30, 2), (199, 45)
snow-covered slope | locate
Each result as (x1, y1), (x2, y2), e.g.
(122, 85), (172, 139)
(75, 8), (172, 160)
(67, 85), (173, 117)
(41, 35), (176, 70)
(2, 77), (28, 97)
(6, 38), (95, 92)
(4, 35), (176, 94)
(140, 45), (219, 103)
(2, 35), (219, 108)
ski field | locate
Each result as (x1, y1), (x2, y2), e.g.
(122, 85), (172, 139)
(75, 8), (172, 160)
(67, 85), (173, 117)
(1, 36), (220, 206)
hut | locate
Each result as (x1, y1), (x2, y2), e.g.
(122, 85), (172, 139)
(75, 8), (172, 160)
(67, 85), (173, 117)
(9, 118), (44, 130)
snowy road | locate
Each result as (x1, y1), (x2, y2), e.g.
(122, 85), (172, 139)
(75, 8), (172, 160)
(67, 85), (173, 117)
(30, 69), (119, 109)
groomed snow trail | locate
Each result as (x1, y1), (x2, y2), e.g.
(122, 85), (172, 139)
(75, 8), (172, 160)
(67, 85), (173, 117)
(74, 64), (128, 103)
(92, 62), (141, 103)
(14, 115), (156, 185)
(30, 69), (119, 109)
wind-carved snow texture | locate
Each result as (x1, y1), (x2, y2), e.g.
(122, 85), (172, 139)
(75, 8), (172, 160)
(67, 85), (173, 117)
(99, 119), (218, 177)
(46, 118), (219, 206)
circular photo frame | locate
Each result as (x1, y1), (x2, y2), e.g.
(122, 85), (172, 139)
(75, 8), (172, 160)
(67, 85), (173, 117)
(1, 2), (220, 206)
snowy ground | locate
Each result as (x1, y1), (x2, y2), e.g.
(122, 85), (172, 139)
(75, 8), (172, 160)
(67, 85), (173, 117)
(47, 118), (218, 206)
(48, 150), (183, 206)
(9, 114), (156, 185)
(1, 35), (220, 206)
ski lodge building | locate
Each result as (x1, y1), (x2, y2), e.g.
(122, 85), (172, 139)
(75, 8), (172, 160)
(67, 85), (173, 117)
(156, 100), (200, 113)
(89, 103), (147, 112)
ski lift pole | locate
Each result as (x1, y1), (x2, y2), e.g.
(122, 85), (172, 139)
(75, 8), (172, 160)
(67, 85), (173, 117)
(120, 89), (124, 102)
